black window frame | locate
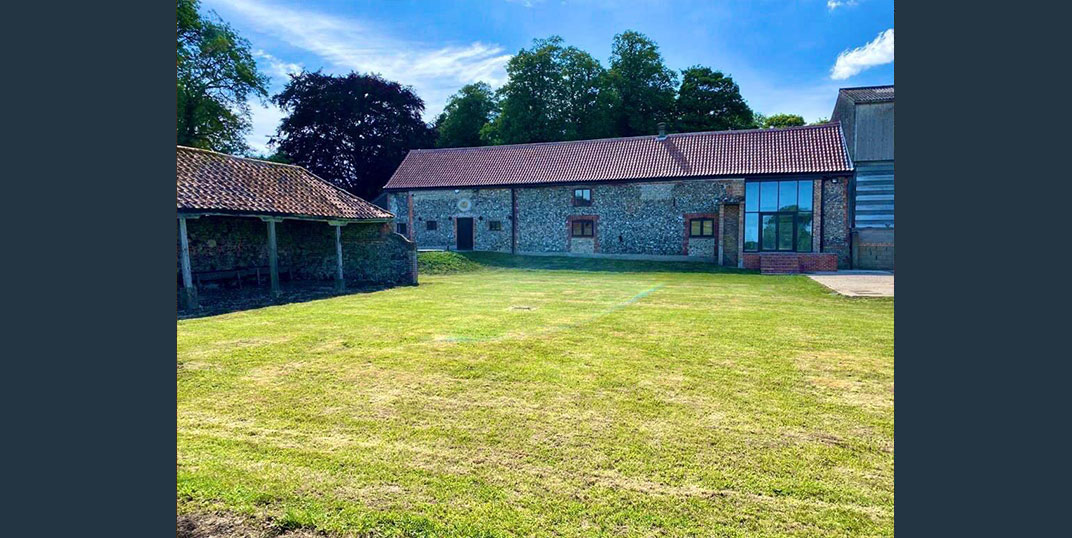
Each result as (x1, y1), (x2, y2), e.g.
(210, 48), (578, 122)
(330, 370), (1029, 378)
(573, 188), (592, 206)
(689, 218), (715, 238)
(744, 180), (813, 253)
(396, 222), (407, 235)
(571, 219), (595, 237)
(425, 220), (437, 231)
(488, 220), (502, 231)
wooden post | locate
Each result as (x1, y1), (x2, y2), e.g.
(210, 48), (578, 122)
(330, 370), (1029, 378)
(264, 218), (281, 297)
(331, 222), (346, 292)
(178, 216), (198, 309)
(717, 203), (725, 266)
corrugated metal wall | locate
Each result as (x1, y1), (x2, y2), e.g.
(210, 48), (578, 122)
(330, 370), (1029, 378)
(854, 161), (894, 228)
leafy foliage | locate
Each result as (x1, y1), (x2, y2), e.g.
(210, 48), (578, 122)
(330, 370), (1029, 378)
(484, 37), (614, 145)
(272, 71), (435, 200)
(674, 66), (755, 132)
(434, 83), (498, 148)
(176, 0), (268, 154)
(607, 31), (678, 137)
(762, 113), (806, 129)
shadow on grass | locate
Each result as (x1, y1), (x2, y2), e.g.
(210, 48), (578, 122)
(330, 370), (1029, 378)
(455, 251), (757, 274)
(177, 280), (402, 320)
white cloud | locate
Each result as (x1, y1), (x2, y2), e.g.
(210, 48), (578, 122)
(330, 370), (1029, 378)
(205, 0), (511, 121)
(245, 102), (287, 156)
(827, 0), (858, 10)
(830, 29), (894, 80)
(252, 49), (303, 82)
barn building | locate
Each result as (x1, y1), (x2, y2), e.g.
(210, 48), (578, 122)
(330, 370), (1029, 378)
(831, 85), (894, 270)
(382, 123), (854, 273)
(177, 146), (417, 310)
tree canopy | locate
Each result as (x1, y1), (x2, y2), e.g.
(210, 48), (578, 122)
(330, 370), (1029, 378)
(606, 31), (678, 137)
(482, 37), (614, 145)
(272, 71), (435, 200)
(177, 0), (268, 153)
(761, 113), (806, 129)
(675, 66), (755, 132)
(434, 83), (498, 148)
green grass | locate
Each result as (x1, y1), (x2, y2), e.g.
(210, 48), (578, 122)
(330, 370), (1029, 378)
(178, 253), (894, 537)
(416, 250), (485, 274)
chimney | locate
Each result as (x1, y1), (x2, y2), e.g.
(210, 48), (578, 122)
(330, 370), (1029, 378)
(656, 122), (667, 140)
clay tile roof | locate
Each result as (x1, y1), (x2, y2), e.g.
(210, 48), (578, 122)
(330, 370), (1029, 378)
(177, 146), (392, 220)
(383, 123), (852, 190)
(839, 85), (894, 104)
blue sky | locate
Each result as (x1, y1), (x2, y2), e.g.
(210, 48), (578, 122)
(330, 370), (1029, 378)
(200, 0), (894, 154)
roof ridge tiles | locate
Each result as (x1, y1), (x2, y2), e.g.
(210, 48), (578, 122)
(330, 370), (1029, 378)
(411, 123), (842, 154)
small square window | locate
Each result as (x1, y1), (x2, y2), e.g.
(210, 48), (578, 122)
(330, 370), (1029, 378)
(426, 220), (437, 231)
(396, 223), (407, 235)
(690, 218), (715, 237)
(573, 189), (592, 206)
(571, 220), (594, 237)
(488, 220), (502, 231)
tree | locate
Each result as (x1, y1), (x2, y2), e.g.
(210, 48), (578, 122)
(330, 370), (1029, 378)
(434, 83), (498, 148)
(762, 114), (806, 129)
(809, 117), (830, 125)
(607, 31), (678, 137)
(488, 36), (614, 145)
(273, 71), (435, 200)
(674, 66), (755, 133)
(558, 47), (616, 140)
(177, 0), (268, 153)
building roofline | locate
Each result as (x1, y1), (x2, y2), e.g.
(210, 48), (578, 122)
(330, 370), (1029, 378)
(176, 145), (306, 170)
(409, 122), (844, 155)
(177, 145), (393, 219)
(382, 170), (851, 192)
(837, 84), (894, 91)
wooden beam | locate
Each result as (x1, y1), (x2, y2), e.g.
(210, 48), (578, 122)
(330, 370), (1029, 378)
(264, 218), (281, 297)
(717, 204), (725, 266)
(333, 223), (345, 292)
(178, 216), (198, 309)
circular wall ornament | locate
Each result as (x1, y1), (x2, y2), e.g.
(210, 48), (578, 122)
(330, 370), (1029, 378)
(457, 198), (472, 212)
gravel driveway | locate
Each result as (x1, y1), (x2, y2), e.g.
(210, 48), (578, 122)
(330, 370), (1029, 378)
(808, 271), (894, 297)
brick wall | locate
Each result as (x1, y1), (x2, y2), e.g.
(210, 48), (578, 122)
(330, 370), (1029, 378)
(852, 228), (894, 270)
(821, 177), (851, 269)
(742, 252), (838, 273)
(392, 189), (512, 252)
(393, 178), (743, 259)
(179, 216), (416, 287)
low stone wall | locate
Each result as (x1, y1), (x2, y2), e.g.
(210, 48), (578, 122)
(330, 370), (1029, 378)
(178, 215), (416, 289)
(852, 228), (894, 270)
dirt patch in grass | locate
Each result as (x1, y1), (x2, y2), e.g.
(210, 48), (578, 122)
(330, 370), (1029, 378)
(177, 512), (325, 538)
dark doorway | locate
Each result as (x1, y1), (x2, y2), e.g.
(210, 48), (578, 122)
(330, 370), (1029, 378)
(456, 217), (473, 250)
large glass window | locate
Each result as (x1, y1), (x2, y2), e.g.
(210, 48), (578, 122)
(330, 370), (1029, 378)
(744, 180), (814, 252)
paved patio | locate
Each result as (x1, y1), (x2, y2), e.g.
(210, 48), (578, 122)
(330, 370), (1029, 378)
(808, 271), (894, 297)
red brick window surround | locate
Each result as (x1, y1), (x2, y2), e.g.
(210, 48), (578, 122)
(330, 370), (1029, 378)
(571, 219), (594, 237)
(690, 218), (715, 237)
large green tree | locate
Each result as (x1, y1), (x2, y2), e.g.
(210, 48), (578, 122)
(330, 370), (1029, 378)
(177, 0), (268, 153)
(272, 72), (435, 200)
(607, 31), (678, 137)
(434, 83), (498, 148)
(674, 66), (754, 133)
(485, 36), (613, 145)
(762, 113), (806, 129)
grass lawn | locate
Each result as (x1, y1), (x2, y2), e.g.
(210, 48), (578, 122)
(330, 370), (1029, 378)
(177, 252), (894, 537)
